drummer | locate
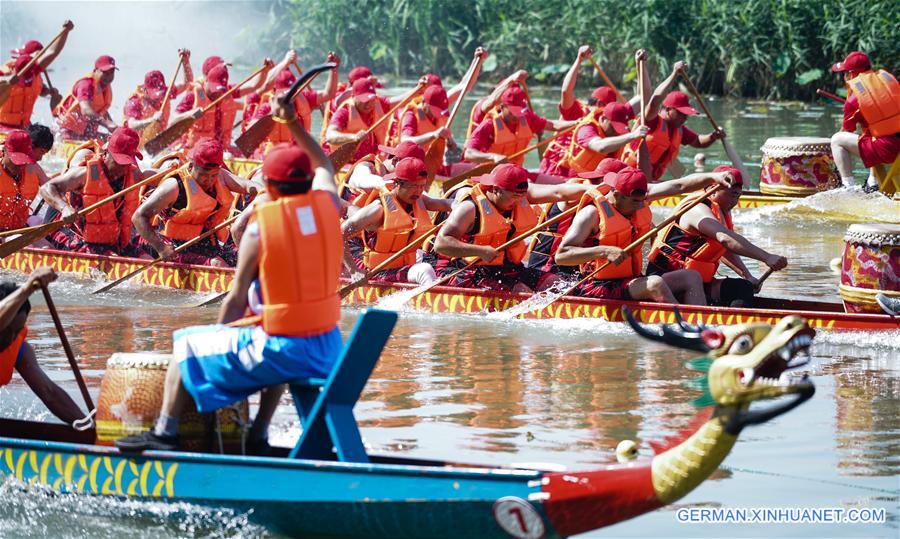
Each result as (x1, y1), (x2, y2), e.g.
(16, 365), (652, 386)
(646, 166), (788, 307)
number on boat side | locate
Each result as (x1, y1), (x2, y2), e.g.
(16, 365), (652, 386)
(492, 496), (545, 539)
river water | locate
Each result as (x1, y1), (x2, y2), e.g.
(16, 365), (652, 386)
(0, 62), (898, 539)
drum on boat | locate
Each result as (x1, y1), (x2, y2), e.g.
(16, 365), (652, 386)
(839, 223), (900, 313)
(95, 353), (250, 452)
(759, 137), (840, 196)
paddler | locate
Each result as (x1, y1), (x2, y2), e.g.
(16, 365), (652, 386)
(433, 163), (591, 292)
(0, 21), (74, 132)
(341, 156), (453, 285)
(341, 140), (426, 202)
(553, 101), (648, 177)
(131, 138), (255, 267)
(54, 55), (119, 141)
(123, 49), (193, 133)
(0, 267), (84, 425)
(828, 51), (900, 190)
(26, 123), (54, 163)
(39, 127), (153, 256)
(116, 98), (342, 454)
(555, 166), (710, 304)
(464, 69), (529, 137)
(620, 54), (724, 181)
(0, 130), (53, 231)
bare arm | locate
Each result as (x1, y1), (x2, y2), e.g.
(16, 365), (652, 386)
(17, 343), (84, 424)
(586, 126), (646, 155)
(560, 46), (592, 112)
(646, 171), (732, 200)
(545, 118), (577, 132)
(35, 21), (74, 71)
(30, 164), (53, 186)
(422, 194), (454, 213)
(688, 131), (724, 148)
(176, 49), (193, 92)
(320, 52), (341, 103)
(644, 60), (685, 123)
(446, 47), (487, 103)
(526, 183), (590, 204)
(688, 207), (786, 269)
(218, 230), (258, 324)
(237, 57), (280, 96)
(481, 70), (527, 112)
(555, 205), (626, 266)
(433, 201), (497, 261)
(39, 166), (87, 216)
(274, 98), (338, 198)
(463, 146), (505, 163)
(325, 121), (365, 145)
(219, 170), (253, 195)
(132, 177), (179, 255)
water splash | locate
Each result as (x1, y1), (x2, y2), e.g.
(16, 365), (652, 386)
(485, 276), (579, 320)
(733, 187), (899, 225)
(373, 282), (433, 311)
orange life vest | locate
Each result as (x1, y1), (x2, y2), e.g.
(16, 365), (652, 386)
(483, 110), (534, 166)
(458, 183), (538, 266)
(158, 171), (236, 243)
(526, 178), (603, 268)
(0, 164), (39, 230)
(123, 85), (170, 126)
(185, 84), (238, 149)
(0, 327), (27, 386)
(76, 154), (140, 247)
(621, 119), (683, 181)
(335, 99), (388, 146)
(847, 70), (900, 137)
(387, 99), (445, 146)
(0, 76), (42, 128)
(576, 188), (653, 279)
(648, 195), (732, 282)
(361, 187), (434, 270)
(256, 192), (342, 337)
(560, 109), (613, 174)
(55, 76), (113, 135)
(465, 98), (493, 138)
(340, 154), (385, 203)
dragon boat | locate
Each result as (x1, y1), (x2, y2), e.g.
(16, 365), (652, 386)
(1, 247), (897, 331)
(0, 309), (816, 538)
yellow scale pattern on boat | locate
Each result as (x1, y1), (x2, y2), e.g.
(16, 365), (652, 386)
(0, 448), (177, 497)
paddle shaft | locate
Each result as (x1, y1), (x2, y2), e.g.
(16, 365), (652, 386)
(638, 58), (646, 127)
(588, 57), (625, 102)
(158, 56), (184, 118)
(817, 89), (845, 104)
(680, 73), (719, 131)
(38, 282), (94, 411)
(754, 267), (775, 292)
(7, 27), (66, 82)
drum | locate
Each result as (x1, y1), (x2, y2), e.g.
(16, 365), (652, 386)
(839, 223), (900, 313)
(95, 353), (250, 452)
(759, 137), (839, 196)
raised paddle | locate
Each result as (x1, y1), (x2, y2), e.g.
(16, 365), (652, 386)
(37, 281), (94, 411)
(0, 25), (69, 107)
(144, 63), (269, 156)
(41, 70), (62, 111)
(139, 55), (184, 150)
(424, 54), (484, 178)
(328, 81), (427, 170)
(588, 57), (625, 102)
(0, 165), (177, 258)
(92, 213), (240, 294)
(816, 88), (846, 104)
(235, 62), (337, 157)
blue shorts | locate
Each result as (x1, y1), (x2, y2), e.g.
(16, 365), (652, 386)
(175, 324), (342, 413)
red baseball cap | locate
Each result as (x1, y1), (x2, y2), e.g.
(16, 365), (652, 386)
(13, 54), (37, 81)
(12, 39), (42, 57)
(188, 138), (224, 168)
(831, 51), (871, 73)
(500, 86), (528, 116)
(423, 85), (449, 115)
(604, 166), (648, 196)
(713, 165), (744, 188)
(107, 127), (143, 166)
(662, 91), (698, 115)
(201, 56), (226, 77)
(274, 68), (296, 90)
(590, 86), (617, 107)
(423, 73), (443, 87)
(385, 157), (428, 183)
(602, 102), (635, 135)
(378, 140), (426, 161)
(3, 130), (36, 165)
(352, 78), (377, 104)
(94, 55), (117, 72)
(206, 64), (229, 93)
(578, 157), (627, 182)
(143, 70), (167, 100)
(262, 143), (312, 183)
(348, 66), (372, 84)
(479, 163), (530, 193)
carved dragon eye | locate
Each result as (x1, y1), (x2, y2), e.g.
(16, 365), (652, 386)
(728, 334), (754, 355)
(701, 329), (725, 349)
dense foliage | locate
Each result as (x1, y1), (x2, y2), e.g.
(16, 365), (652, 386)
(257, 0), (898, 99)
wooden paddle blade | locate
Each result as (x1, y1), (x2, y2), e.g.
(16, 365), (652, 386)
(441, 162), (493, 193)
(424, 138), (446, 178)
(328, 140), (360, 170)
(139, 120), (163, 150)
(144, 116), (195, 156)
(0, 222), (60, 258)
(235, 115), (275, 157)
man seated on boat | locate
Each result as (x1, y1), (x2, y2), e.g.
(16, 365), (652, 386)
(555, 166), (707, 304)
(0, 131), (53, 232)
(646, 166), (788, 307)
(342, 156), (453, 285)
(123, 50), (193, 135)
(391, 85), (455, 170)
(464, 69), (529, 138)
(131, 138), (256, 267)
(433, 163), (591, 292)
(828, 51), (900, 190)
(53, 55), (119, 141)
(0, 267), (84, 425)
(39, 127), (153, 256)
(552, 101), (648, 178)
(26, 123), (54, 163)
(116, 100), (342, 453)
(620, 56), (724, 181)
(340, 140), (426, 202)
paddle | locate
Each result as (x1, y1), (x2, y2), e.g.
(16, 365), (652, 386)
(424, 54), (483, 178)
(41, 70), (62, 111)
(144, 63), (269, 155)
(139, 55), (184, 150)
(816, 88), (845, 104)
(92, 213), (240, 294)
(235, 62), (337, 157)
(588, 57), (625, 102)
(441, 124), (578, 193)
(328, 81), (427, 170)
(37, 281), (94, 411)
(0, 26), (68, 107)
(0, 165), (176, 258)
(753, 267), (775, 293)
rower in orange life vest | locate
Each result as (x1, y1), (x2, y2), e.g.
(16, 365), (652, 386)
(0, 130), (54, 231)
(828, 51), (900, 190)
(0, 267), (85, 426)
(555, 101), (648, 177)
(39, 127), (157, 256)
(0, 21), (73, 133)
(647, 166), (788, 307)
(434, 163), (591, 292)
(54, 55), (120, 141)
(131, 138), (256, 267)
(620, 55), (724, 181)
(341, 140), (427, 202)
(26, 123), (54, 163)
(123, 49), (194, 134)
(342, 156), (453, 285)
(392, 85), (454, 163)
(555, 166), (708, 304)
(116, 99), (344, 454)
(320, 65), (375, 147)
(464, 69), (529, 138)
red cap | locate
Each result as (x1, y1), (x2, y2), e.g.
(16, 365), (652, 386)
(385, 157), (428, 183)
(107, 127), (143, 166)
(206, 64), (229, 93)
(578, 157), (627, 182)
(590, 86), (617, 106)
(143, 70), (167, 100)
(94, 55), (117, 72)
(662, 91), (698, 115)
(604, 166), (648, 196)
(348, 66), (372, 84)
(713, 165), (744, 187)
(352, 78), (377, 104)
(831, 51), (871, 73)
(274, 68), (296, 90)
(500, 86), (528, 116)
(602, 102), (635, 135)
(261, 143), (312, 183)
(13, 54), (37, 82)
(423, 85), (449, 113)
(378, 141), (426, 161)
(201, 56), (226, 77)
(423, 73), (442, 87)
(479, 163), (530, 193)
(3, 130), (36, 165)
(188, 138), (224, 168)
(12, 39), (42, 57)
